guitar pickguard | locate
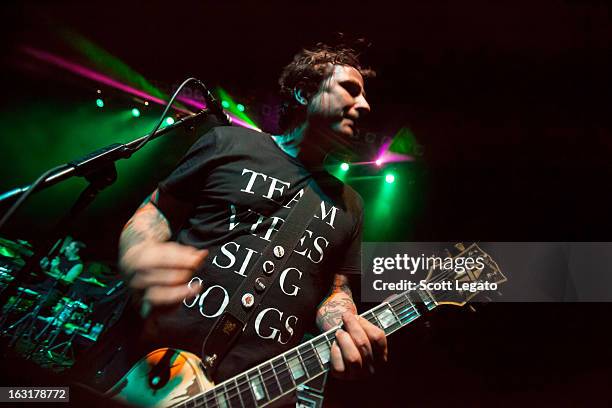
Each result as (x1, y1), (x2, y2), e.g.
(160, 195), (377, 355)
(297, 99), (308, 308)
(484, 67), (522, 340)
(106, 348), (214, 408)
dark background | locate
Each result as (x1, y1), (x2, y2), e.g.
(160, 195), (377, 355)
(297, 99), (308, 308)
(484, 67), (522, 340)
(1, 0), (611, 406)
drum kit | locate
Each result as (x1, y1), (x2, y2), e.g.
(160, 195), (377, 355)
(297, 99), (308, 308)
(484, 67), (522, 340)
(0, 237), (112, 369)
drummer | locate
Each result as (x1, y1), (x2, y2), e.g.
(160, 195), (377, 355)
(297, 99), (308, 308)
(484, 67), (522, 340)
(41, 240), (84, 284)
(38, 238), (85, 312)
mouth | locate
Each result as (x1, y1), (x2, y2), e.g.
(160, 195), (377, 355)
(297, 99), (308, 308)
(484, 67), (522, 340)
(343, 117), (356, 129)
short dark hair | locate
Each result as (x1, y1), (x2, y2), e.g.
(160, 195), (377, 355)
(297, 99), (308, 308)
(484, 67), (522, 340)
(278, 42), (375, 132)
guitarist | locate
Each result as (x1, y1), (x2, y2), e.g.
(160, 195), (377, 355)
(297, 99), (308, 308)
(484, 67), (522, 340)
(82, 42), (388, 403)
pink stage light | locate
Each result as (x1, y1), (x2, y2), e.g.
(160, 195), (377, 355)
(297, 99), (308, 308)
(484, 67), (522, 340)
(22, 46), (192, 115)
(21, 46), (262, 132)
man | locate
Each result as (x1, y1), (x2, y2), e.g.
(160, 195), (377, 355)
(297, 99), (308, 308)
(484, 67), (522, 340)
(37, 238), (85, 313)
(104, 43), (386, 394)
(41, 239), (85, 284)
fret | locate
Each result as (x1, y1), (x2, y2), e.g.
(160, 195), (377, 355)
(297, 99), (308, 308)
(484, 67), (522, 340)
(324, 332), (335, 347)
(227, 378), (243, 408)
(374, 304), (400, 333)
(419, 289), (438, 309)
(300, 342), (323, 378)
(366, 311), (381, 328)
(274, 356), (295, 393)
(286, 350), (306, 381)
(257, 367), (271, 404)
(235, 374), (257, 408)
(394, 294), (419, 325)
(313, 337), (331, 365)
(247, 370), (267, 404)
(215, 384), (229, 408)
(387, 302), (402, 322)
(370, 310), (384, 329)
(260, 362), (282, 401)
(193, 393), (207, 408)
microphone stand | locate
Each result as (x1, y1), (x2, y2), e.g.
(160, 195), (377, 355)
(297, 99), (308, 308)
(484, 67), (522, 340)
(0, 108), (227, 327)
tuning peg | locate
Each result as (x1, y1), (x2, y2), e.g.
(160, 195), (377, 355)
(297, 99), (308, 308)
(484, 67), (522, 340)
(497, 291), (503, 297)
(468, 305), (477, 312)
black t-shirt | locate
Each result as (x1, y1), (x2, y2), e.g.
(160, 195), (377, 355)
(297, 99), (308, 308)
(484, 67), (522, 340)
(150, 126), (363, 382)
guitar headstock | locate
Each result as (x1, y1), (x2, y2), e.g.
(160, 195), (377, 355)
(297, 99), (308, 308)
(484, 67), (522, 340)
(424, 243), (506, 306)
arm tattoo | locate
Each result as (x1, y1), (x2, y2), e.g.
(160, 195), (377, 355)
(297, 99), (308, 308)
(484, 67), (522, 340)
(316, 274), (357, 331)
(316, 297), (357, 330)
(119, 198), (171, 256)
(332, 274), (353, 296)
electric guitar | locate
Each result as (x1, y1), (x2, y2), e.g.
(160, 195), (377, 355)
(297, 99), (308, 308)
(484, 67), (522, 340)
(106, 243), (506, 407)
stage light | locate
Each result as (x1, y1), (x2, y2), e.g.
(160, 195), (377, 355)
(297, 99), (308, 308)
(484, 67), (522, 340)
(96, 98), (104, 108)
(340, 162), (350, 171)
(221, 100), (230, 109)
(131, 108), (141, 117)
(375, 159), (383, 167)
(96, 89), (102, 94)
(385, 173), (395, 184)
(236, 103), (245, 112)
(144, 101), (149, 106)
(164, 117), (175, 126)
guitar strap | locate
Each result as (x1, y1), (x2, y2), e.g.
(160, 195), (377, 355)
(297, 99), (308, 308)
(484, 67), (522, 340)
(201, 183), (321, 377)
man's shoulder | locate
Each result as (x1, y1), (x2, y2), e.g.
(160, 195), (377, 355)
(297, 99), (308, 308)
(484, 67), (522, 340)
(342, 183), (364, 217)
(212, 126), (271, 145)
(317, 173), (364, 218)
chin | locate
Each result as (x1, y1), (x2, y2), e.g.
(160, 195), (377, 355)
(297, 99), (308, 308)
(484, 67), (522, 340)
(332, 123), (354, 137)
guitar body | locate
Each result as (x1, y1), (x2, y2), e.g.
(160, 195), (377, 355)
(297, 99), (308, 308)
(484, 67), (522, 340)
(102, 244), (505, 408)
(106, 348), (213, 408)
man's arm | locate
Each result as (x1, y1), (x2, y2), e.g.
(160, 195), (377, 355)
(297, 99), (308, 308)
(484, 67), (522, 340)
(316, 274), (357, 331)
(317, 273), (388, 380)
(119, 190), (208, 315)
(119, 193), (172, 258)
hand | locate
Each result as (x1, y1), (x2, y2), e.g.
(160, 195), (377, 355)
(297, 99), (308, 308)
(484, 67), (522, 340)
(119, 241), (208, 317)
(330, 312), (388, 380)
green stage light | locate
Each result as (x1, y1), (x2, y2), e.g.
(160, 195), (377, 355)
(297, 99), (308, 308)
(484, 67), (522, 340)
(221, 100), (230, 109)
(131, 108), (140, 117)
(236, 103), (245, 112)
(385, 173), (395, 183)
(96, 98), (104, 108)
(164, 117), (175, 126)
(340, 162), (350, 171)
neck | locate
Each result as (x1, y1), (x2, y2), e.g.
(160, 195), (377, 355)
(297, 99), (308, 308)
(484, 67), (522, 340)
(274, 124), (329, 172)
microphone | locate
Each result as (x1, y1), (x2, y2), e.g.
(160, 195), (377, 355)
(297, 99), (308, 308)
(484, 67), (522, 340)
(196, 80), (230, 125)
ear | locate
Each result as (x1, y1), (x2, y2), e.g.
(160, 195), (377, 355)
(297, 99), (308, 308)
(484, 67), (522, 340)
(293, 88), (308, 106)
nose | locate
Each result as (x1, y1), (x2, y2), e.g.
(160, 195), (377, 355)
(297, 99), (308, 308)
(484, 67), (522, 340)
(355, 94), (371, 115)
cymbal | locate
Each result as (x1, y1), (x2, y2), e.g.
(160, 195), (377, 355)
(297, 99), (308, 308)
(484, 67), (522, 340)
(76, 276), (107, 287)
(0, 237), (33, 258)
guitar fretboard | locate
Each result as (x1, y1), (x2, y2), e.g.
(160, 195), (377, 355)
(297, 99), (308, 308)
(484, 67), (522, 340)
(177, 290), (436, 408)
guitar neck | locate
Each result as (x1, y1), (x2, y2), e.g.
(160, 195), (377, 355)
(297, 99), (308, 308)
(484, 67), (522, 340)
(180, 290), (437, 408)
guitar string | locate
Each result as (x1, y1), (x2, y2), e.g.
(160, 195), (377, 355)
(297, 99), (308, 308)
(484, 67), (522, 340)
(187, 294), (430, 408)
(186, 304), (414, 408)
(187, 290), (480, 408)
(185, 281), (473, 408)
(183, 267), (495, 407)
(191, 300), (428, 408)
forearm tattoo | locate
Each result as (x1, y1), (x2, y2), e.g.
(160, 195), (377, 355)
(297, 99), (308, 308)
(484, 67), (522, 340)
(316, 274), (357, 331)
(119, 196), (171, 256)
